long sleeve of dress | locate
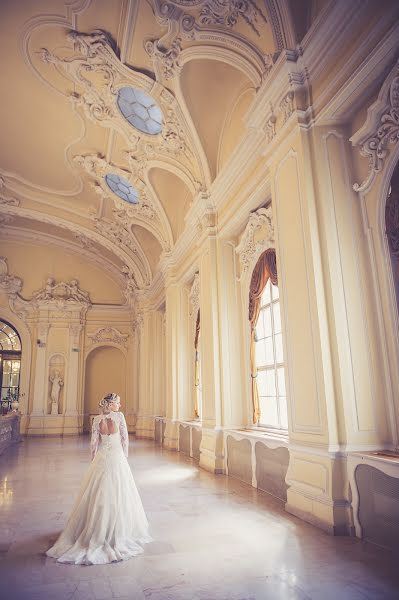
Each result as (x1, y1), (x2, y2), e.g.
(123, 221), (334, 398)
(119, 412), (129, 458)
(90, 418), (100, 461)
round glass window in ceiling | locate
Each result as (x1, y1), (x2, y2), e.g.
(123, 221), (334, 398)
(117, 87), (163, 135)
(105, 174), (139, 204)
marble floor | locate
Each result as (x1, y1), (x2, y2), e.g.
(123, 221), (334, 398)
(0, 437), (398, 600)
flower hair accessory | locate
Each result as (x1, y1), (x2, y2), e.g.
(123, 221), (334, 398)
(99, 392), (120, 408)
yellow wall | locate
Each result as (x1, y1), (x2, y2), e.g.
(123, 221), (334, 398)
(83, 346), (127, 430)
(0, 240), (124, 304)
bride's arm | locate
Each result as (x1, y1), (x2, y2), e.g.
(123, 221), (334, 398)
(119, 412), (129, 458)
(90, 417), (100, 461)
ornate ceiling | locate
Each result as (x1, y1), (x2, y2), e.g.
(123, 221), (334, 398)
(0, 0), (315, 304)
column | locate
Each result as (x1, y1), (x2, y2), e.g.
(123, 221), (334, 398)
(270, 123), (351, 533)
(63, 324), (82, 434)
(163, 276), (180, 449)
(136, 307), (155, 438)
(198, 234), (224, 473)
(28, 323), (50, 434)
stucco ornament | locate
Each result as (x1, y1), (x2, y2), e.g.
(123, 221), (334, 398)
(75, 153), (173, 254)
(121, 264), (138, 299)
(0, 178), (20, 207)
(88, 326), (129, 348)
(38, 30), (200, 177)
(32, 278), (91, 305)
(0, 257), (23, 296)
(145, 37), (182, 80)
(236, 206), (274, 277)
(153, 0), (268, 37)
(189, 272), (200, 316)
(351, 59), (399, 193)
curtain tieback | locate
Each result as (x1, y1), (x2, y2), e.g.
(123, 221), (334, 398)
(251, 373), (258, 379)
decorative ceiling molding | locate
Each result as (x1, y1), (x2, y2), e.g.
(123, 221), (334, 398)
(75, 152), (173, 252)
(351, 58), (399, 194)
(235, 206), (274, 278)
(152, 0), (269, 39)
(36, 29), (204, 185)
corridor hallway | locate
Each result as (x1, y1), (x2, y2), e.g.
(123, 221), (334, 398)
(0, 436), (398, 600)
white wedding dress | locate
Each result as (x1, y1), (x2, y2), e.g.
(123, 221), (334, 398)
(45, 411), (152, 565)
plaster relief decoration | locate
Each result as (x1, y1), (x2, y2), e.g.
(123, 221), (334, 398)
(121, 264), (138, 300)
(32, 278), (91, 307)
(0, 177), (20, 207)
(280, 91), (294, 124)
(236, 206), (274, 278)
(73, 232), (94, 249)
(88, 326), (129, 349)
(152, 0), (268, 38)
(75, 153), (173, 254)
(37, 30), (201, 180)
(189, 272), (200, 317)
(351, 58), (399, 193)
(0, 257), (23, 297)
(145, 37), (182, 80)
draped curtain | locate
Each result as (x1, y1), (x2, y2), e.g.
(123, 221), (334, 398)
(194, 309), (200, 418)
(249, 249), (278, 424)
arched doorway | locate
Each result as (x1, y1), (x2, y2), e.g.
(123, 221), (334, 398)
(0, 320), (22, 413)
(83, 345), (126, 432)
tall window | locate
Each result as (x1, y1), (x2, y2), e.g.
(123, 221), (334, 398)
(0, 320), (22, 411)
(249, 248), (287, 430)
(255, 280), (287, 429)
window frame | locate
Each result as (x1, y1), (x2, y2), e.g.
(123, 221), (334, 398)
(254, 279), (288, 431)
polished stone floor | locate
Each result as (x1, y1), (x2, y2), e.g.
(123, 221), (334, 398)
(0, 436), (398, 600)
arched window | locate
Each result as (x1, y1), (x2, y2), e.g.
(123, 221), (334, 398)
(249, 249), (288, 430)
(0, 320), (22, 412)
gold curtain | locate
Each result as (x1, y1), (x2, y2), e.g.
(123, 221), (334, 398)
(194, 309), (200, 418)
(249, 249), (277, 424)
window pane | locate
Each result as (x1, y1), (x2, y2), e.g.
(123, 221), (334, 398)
(265, 337), (274, 366)
(261, 280), (271, 305)
(272, 302), (282, 333)
(263, 306), (272, 336)
(265, 369), (276, 395)
(259, 396), (279, 427)
(275, 332), (284, 363)
(277, 367), (286, 396)
(271, 283), (279, 300)
(255, 312), (266, 340)
(279, 396), (288, 429)
(255, 340), (266, 366)
(257, 370), (267, 396)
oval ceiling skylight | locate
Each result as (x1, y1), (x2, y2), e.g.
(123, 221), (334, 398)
(117, 87), (163, 135)
(105, 174), (139, 204)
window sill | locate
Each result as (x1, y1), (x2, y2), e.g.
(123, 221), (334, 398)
(180, 419), (202, 428)
(225, 427), (289, 446)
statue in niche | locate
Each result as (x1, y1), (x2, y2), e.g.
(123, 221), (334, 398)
(49, 370), (64, 415)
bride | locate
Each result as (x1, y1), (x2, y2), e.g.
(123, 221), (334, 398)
(45, 392), (152, 565)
